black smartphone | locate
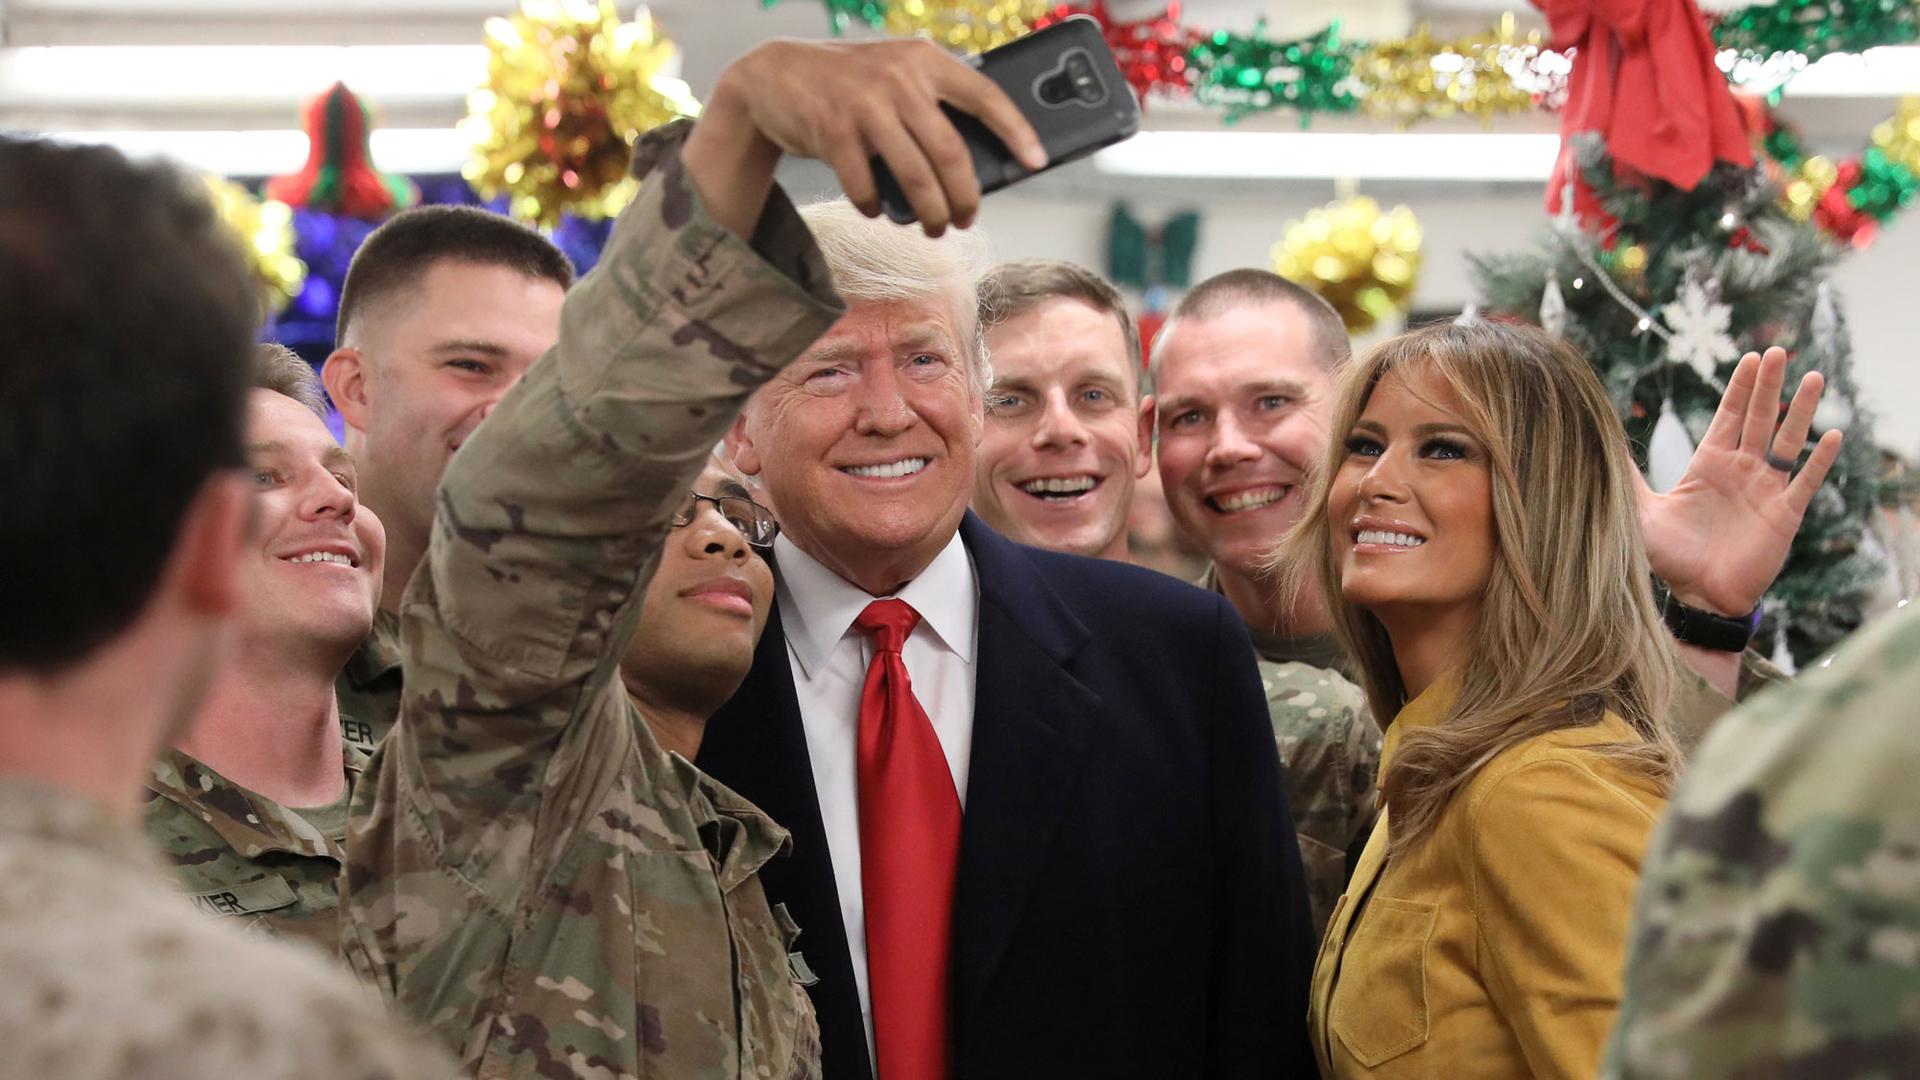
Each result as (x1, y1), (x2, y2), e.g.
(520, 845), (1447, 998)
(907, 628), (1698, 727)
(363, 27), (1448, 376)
(873, 15), (1141, 225)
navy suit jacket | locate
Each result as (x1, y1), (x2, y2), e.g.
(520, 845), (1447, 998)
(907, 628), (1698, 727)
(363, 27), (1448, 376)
(699, 513), (1316, 1078)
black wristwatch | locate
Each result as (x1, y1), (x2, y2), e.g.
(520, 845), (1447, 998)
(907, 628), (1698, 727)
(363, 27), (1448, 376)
(1659, 589), (1762, 652)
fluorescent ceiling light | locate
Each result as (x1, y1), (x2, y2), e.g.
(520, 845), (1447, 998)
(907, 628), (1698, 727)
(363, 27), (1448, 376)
(1094, 131), (1562, 182)
(0, 45), (489, 107)
(36, 128), (471, 176)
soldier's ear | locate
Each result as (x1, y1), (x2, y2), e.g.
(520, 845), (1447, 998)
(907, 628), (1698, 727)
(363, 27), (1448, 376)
(726, 412), (762, 478)
(322, 349), (371, 436)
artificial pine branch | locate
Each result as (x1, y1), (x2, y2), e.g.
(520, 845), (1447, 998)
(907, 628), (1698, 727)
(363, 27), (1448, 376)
(1471, 145), (1885, 663)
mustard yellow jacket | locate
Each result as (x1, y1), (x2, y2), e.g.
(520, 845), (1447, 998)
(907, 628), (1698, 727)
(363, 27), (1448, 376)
(1309, 681), (1666, 1079)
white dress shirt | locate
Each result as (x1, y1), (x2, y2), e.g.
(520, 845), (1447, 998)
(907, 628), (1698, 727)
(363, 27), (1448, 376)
(773, 530), (979, 1069)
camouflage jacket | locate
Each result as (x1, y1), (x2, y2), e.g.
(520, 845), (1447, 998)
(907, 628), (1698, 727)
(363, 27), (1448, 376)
(0, 777), (458, 1079)
(337, 606), (402, 755)
(143, 742), (364, 957)
(1605, 603), (1920, 1078)
(343, 119), (843, 1080)
(1198, 565), (1382, 937)
(1257, 657), (1379, 939)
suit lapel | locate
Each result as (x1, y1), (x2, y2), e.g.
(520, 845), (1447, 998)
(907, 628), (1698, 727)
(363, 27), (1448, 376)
(698, 600), (873, 1080)
(951, 515), (1103, 1016)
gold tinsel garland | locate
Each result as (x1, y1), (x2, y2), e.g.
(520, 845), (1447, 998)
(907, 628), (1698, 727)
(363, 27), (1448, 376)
(883, 0), (1052, 52)
(1272, 197), (1423, 333)
(463, 0), (700, 228)
(203, 176), (306, 316)
(1354, 15), (1549, 127)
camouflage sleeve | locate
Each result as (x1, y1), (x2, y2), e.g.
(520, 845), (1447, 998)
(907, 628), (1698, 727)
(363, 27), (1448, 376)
(1667, 647), (1787, 755)
(1605, 606), (1920, 1078)
(1471, 755), (1660, 1080)
(367, 119), (844, 894)
(1260, 659), (1380, 938)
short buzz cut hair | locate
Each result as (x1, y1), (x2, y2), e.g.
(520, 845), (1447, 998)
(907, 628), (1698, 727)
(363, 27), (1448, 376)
(334, 204), (575, 346)
(1, 136), (256, 672)
(251, 343), (327, 419)
(1149, 268), (1352, 392)
(976, 259), (1142, 391)
(798, 199), (993, 391)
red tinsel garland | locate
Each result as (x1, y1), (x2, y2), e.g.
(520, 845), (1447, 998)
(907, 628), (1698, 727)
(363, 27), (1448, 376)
(1037, 1), (1201, 105)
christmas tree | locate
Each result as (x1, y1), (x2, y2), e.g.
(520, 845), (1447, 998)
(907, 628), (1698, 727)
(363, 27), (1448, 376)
(1472, 132), (1882, 666)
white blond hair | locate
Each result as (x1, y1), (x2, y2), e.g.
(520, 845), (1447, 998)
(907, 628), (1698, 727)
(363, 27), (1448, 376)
(798, 199), (992, 391)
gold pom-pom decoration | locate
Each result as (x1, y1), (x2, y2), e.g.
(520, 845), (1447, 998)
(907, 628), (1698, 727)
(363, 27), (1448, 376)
(1782, 155), (1840, 222)
(1271, 196), (1423, 333)
(883, 0), (1052, 53)
(463, 0), (700, 228)
(1871, 96), (1920, 176)
(203, 176), (307, 317)
(1354, 15), (1545, 127)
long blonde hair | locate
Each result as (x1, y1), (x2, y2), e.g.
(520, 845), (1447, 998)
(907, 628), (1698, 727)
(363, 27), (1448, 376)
(1275, 319), (1680, 855)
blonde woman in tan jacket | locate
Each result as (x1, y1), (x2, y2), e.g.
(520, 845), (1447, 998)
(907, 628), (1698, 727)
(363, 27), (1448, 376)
(1280, 319), (1840, 1079)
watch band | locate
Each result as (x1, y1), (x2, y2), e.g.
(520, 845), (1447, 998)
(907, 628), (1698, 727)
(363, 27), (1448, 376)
(1659, 590), (1761, 653)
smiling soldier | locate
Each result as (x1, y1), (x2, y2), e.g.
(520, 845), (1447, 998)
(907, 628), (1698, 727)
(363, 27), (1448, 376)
(969, 260), (1152, 561)
(144, 344), (386, 956)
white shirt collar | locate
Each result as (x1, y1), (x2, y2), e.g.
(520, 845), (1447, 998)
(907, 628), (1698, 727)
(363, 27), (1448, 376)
(774, 529), (978, 677)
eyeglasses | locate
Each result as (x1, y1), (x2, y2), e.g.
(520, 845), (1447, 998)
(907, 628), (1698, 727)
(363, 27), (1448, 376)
(671, 491), (779, 548)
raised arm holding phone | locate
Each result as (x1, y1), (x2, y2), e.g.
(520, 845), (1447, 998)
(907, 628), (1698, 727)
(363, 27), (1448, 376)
(341, 40), (1050, 1079)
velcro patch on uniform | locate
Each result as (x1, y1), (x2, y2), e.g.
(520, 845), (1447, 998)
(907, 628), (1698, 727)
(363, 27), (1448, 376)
(789, 951), (820, 987)
(188, 875), (298, 917)
(772, 904), (819, 986)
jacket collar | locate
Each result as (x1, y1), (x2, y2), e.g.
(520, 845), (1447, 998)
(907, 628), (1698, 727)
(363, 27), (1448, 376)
(1377, 674), (1459, 790)
(145, 743), (366, 861)
(342, 608), (403, 691)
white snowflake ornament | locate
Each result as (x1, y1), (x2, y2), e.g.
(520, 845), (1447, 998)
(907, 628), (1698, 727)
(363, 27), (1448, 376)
(1663, 276), (1739, 377)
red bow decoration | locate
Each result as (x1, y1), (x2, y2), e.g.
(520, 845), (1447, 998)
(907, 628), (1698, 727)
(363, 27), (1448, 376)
(1534, 0), (1753, 230)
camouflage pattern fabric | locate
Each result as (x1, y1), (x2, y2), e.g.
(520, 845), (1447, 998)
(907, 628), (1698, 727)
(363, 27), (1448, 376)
(343, 118), (844, 1080)
(1605, 603), (1920, 1078)
(143, 743), (364, 957)
(0, 778), (458, 1079)
(1259, 658), (1380, 938)
(1666, 647), (1788, 755)
(337, 607), (402, 755)
(1198, 564), (1383, 937)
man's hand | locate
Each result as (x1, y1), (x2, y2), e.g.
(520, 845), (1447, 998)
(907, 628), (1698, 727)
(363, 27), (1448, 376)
(1637, 346), (1847, 618)
(682, 38), (1047, 239)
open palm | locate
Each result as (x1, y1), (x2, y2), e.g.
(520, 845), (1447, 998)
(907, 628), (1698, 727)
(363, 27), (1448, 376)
(1637, 347), (1846, 617)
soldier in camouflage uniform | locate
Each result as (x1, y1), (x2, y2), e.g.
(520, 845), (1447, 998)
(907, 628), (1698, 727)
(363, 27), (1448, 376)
(1605, 601), (1920, 1078)
(343, 39), (1044, 1079)
(321, 198), (575, 760)
(144, 744), (364, 952)
(0, 134), (457, 1080)
(1252, 649), (1378, 935)
(143, 344), (385, 956)
(336, 608), (401, 754)
(964, 262), (1382, 937)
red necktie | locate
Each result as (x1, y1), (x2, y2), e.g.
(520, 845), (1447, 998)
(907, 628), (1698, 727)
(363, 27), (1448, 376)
(854, 599), (961, 1080)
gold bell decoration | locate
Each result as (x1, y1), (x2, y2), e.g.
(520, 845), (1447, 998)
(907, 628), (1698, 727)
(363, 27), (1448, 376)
(1271, 196), (1423, 333)
(463, 0), (700, 227)
(203, 176), (307, 317)
(883, 0), (1052, 53)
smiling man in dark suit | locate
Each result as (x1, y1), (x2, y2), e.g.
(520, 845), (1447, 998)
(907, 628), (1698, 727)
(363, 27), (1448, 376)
(703, 200), (1315, 1080)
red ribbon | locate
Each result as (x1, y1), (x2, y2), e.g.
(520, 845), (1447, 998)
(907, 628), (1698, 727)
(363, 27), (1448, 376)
(1534, 0), (1753, 229)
